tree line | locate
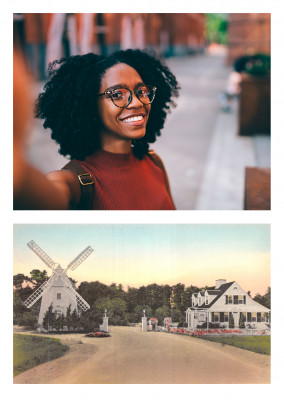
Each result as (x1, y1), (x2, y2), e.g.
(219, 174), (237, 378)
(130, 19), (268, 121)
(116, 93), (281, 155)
(13, 270), (271, 331)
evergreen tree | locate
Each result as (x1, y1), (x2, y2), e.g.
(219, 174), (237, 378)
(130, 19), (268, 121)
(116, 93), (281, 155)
(71, 309), (80, 330)
(42, 304), (55, 331)
(229, 312), (235, 329)
(239, 313), (246, 329)
(65, 304), (72, 331)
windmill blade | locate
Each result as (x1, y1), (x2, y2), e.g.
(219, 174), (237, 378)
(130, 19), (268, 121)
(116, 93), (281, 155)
(60, 272), (90, 311)
(24, 278), (53, 308)
(27, 240), (55, 270)
(65, 246), (94, 272)
(63, 285), (90, 311)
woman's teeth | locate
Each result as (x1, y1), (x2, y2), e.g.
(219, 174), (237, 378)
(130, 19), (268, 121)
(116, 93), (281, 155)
(123, 116), (143, 122)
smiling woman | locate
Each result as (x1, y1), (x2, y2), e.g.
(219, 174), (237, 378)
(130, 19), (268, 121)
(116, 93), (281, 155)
(14, 49), (180, 210)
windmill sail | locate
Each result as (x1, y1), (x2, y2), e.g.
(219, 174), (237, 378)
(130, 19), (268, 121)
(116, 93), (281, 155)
(64, 285), (90, 311)
(24, 279), (52, 308)
(27, 240), (55, 270)
(66, 246), (94, 271)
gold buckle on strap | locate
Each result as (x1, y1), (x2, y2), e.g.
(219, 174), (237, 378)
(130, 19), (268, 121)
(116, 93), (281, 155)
(78, 173), (94, 186)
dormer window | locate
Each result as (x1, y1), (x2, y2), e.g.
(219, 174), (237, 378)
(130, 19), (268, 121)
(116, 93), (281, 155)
(205, 296), (209, 305)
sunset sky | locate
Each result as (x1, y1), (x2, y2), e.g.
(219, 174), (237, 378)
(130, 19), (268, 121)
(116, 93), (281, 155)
(13, 224), (270, 296)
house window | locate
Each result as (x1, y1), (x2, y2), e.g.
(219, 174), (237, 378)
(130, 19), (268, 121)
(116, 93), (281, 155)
(57, 293), (61, 300)
(251, 312), (257, 322)
(257, 313), (261, 322)
(233, 295), (238, 304)
(247, 312), (251, 322)
(238, 295), (243, 304)
(214, 312), (219, 322)
(199, 313), (206, 321)
(194, 313), (198, 319)
(228, 295), (233, 304)
(224, 312), (229, 322)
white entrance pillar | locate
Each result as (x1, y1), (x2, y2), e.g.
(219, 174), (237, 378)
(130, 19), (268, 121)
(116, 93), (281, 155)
(142, 309), (147, 332)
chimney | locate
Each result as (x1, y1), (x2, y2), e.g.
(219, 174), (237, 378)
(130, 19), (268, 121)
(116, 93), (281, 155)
(215, 279), (226, 289)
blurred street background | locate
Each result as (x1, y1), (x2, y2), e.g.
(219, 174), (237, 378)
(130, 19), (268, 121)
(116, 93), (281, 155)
(14, 13), (271, 210)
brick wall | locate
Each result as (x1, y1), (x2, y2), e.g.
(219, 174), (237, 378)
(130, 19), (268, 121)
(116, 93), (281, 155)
(227, 13), (271, 65)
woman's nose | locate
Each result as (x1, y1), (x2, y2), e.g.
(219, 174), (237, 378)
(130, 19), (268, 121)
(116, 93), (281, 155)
(127, 91), (143, 108)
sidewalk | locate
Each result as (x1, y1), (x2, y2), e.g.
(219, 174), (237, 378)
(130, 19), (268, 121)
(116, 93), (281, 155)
(195, 100), (270, 210)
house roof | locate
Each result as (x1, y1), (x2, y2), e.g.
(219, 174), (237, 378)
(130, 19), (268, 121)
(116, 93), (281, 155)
(191, 281), (235, 309)
(207, 290), (220, 295)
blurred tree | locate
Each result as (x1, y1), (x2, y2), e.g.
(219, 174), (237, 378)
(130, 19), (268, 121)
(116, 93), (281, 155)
(253, 287), (270, 309)
(206, 13), (228, 44)
(154, 305), (171, 325)
(29, 269), (49, 289)
(13, 273), (29, 289)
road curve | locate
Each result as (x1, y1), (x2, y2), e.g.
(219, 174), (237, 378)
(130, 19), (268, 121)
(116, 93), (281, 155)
(14, 326), (270, 384)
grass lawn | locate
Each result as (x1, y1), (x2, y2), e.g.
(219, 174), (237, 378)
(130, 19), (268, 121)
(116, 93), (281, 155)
(13, 334), (68, 377)
(197, 335), (270, 355)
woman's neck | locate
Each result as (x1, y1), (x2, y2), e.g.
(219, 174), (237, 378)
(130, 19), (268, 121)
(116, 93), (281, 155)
(101, 136), (132, 154)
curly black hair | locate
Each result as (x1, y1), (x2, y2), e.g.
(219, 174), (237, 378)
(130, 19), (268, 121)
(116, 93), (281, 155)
(35, 49), (180, 160)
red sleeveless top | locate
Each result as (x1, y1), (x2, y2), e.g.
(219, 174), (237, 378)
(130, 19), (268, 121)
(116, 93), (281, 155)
(76, 149), (174, 210)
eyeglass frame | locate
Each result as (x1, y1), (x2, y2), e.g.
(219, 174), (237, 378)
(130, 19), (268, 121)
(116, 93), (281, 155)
(97, 84), (157, 108)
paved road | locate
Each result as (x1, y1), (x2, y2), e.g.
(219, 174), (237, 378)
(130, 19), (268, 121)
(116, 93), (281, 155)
(14, 326), (270, 384)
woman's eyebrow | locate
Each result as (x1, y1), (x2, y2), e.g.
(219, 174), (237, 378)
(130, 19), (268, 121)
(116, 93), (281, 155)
(106, 82), (145, 91)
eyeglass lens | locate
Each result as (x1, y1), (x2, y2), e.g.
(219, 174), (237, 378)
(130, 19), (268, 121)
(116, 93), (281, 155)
(111, 86), (155, 107)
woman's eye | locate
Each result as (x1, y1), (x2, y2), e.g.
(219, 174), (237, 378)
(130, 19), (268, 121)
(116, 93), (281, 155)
(112, 90), (124, 99)
(137, 87), (150, 97)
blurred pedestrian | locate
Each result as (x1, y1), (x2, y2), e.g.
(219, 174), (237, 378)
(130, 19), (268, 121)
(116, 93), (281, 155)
(14, 50), (180, 210)
(24, 13), (50, 81)
(46, 13), (78, 71)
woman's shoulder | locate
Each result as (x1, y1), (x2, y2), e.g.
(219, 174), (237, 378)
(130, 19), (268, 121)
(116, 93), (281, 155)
(147, 149), (166, 172)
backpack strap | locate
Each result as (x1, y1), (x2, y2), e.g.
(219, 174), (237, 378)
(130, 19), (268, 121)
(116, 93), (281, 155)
(62, 160), (94, 210)
(147, 150), (176, 209)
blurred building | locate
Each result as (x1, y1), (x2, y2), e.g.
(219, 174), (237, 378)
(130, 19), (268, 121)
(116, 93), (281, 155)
(14, 13), (206, 80)
(227, 13), (271, 65)
(68, 13), (206, 57)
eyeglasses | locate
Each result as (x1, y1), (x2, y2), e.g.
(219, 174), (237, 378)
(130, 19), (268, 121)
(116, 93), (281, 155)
(98, 84), (157, 108)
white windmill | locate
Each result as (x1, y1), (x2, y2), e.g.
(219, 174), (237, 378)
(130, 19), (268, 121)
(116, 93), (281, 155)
(24, 240), (93, 328)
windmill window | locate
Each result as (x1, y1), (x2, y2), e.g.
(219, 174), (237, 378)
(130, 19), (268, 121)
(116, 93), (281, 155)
(57, 293), (61, 300)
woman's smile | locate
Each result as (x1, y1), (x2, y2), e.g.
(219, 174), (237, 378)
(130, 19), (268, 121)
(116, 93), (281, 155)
(120, 112), (146, 126)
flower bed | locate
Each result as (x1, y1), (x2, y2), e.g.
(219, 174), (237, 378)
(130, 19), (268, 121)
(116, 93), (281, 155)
(85, 331), (110, 338)
(166, 328), (269, 336)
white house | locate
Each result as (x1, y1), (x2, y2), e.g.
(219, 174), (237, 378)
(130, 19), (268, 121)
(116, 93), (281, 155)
(185, 279), (270, 330)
